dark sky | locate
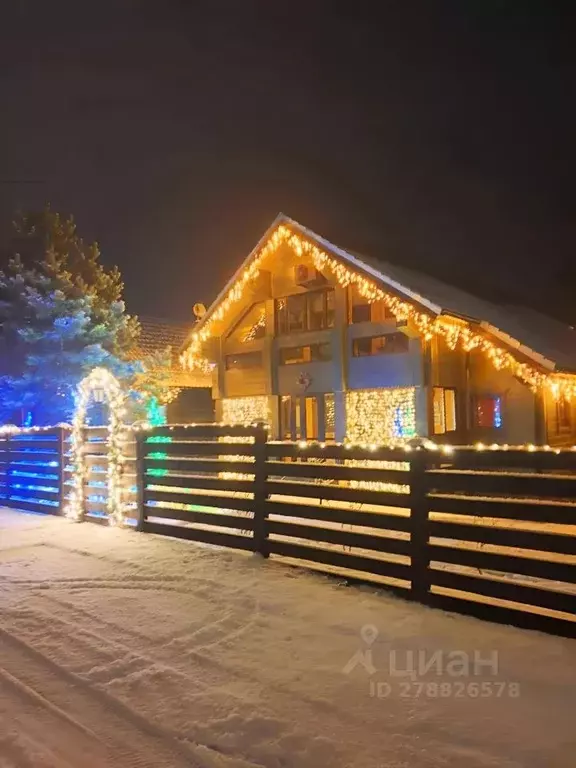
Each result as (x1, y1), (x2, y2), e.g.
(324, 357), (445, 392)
(0, 1), (574, 322)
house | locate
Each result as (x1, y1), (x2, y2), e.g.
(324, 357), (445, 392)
(180, 215), (576, 446)
(136, 317), (213, 423)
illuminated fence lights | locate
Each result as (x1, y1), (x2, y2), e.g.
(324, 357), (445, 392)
(180, 224), (576, 401)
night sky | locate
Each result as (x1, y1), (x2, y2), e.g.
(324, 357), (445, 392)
(1, 2), (574, 323)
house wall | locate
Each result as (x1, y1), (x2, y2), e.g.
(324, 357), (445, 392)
(467, 348), (537, 445)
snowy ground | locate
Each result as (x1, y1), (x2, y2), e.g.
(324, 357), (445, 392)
(0, 509), (575, 768)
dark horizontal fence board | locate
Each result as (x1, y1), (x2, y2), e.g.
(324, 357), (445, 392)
(429, 493), (576, 525)
(431, 568), (576, 615)
(265, 479), (409, 508)
(428, 469), (576, 499)
(146, 425), (263, 439)
(8, 450), (59, 462)
(7, 486), (59, 501)
(426, 593), (576, 638)
(144, 459), (255, 476)
(142, 520), (253, 550)
(5, 498), (59, 514)
(440, 449), (576, 472)
(265, 460), (408, 484)
(8, 440), (59, 451)
(144, 505), (253, 529)
(266, 442), (411, 462)
(145, 476), (253, 495)
(145, 442), (256, 458)
(430, 543), (576, 584)
(264, 500), (410, 531)
(267, 519), (411, 556)
(268, 539), (411, 581)
(144, 491), (255, 513)
(144, 472), (255, 489)
(429, 519), (576, 555)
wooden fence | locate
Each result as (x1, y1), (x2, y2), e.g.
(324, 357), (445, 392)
(0, 427), (66, 514)
(137, 425), (576, 637)
(2, 423), (575, 637)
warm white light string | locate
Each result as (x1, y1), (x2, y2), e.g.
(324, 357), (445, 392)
(65, 368), (127, 525)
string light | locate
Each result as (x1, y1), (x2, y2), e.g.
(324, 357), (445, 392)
(66, 368), (127, 526)
(346, 387), (416, 444)
(221, 396), (270, 425)
(181, 223), (576, 400)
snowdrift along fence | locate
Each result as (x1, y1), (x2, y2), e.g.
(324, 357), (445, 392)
(137, 425), (576, 637)
(0, 427), (66, 514)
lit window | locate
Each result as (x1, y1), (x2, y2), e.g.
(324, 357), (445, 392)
(228, 303), (267, 342)
(225, 351), (263, 370)
(275, 290), (335, 335)
(280, 395), (292, 439)
(279, 343), (332, 365)
(352, 333), (409, 357)
(473, 395), (503, 429)
(433, 387), (457, 435)
(305, 396), (319, 439)
(556, 397), (572, 432)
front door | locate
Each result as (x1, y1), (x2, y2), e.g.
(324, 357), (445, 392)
(279, 394), (335, 442)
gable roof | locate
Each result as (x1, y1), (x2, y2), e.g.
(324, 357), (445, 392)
(186, 213), (576, 376)
(138, 317), (192, 357)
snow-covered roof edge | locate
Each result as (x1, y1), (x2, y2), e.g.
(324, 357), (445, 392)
(184, 213), (572, 372)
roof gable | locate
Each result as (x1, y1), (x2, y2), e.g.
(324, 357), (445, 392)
(182, 214), (576, 396)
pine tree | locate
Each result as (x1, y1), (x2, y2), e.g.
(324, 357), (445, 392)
(0, 207), (173, 424)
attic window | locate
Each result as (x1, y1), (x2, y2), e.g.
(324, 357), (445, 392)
(228, 303), (267, 343)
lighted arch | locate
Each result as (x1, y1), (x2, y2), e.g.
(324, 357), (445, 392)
(66, 368), (126, 525)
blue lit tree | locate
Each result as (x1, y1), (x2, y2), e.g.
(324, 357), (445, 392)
(0, 208), (174, 424)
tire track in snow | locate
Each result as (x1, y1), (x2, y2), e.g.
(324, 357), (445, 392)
(0, 621), (261, 768)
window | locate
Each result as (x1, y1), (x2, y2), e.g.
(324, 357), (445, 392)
(279, 343), (332, 365)
(324, 393), (335, 440)
(556, 397), (572, 432)
(225, 351), (263, 370)
(280, 395), (292, 439)
(352, 333), (409, 357)
(349, 285), (395, 324)
(276, 289), (335, 335)
(473, 395), (503, 429)
(228, 303), (266, 342)
(305, 396), (319, 439)
(433, 387), (457, 435)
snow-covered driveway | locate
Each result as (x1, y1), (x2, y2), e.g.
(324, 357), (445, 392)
(0, 508), (575, 768)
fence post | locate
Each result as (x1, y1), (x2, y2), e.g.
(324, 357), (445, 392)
(252, 425), (269, 557)
(135, 431), (146, 532)
(409, 447), (431, 603)
(57, 427), (66, 515)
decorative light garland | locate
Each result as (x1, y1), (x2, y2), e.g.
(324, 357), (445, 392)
(221, 396), (270, 425)
(66, 368), (127, 525)
(346, 387), (417, 444)
(181, 224), (576, 400)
